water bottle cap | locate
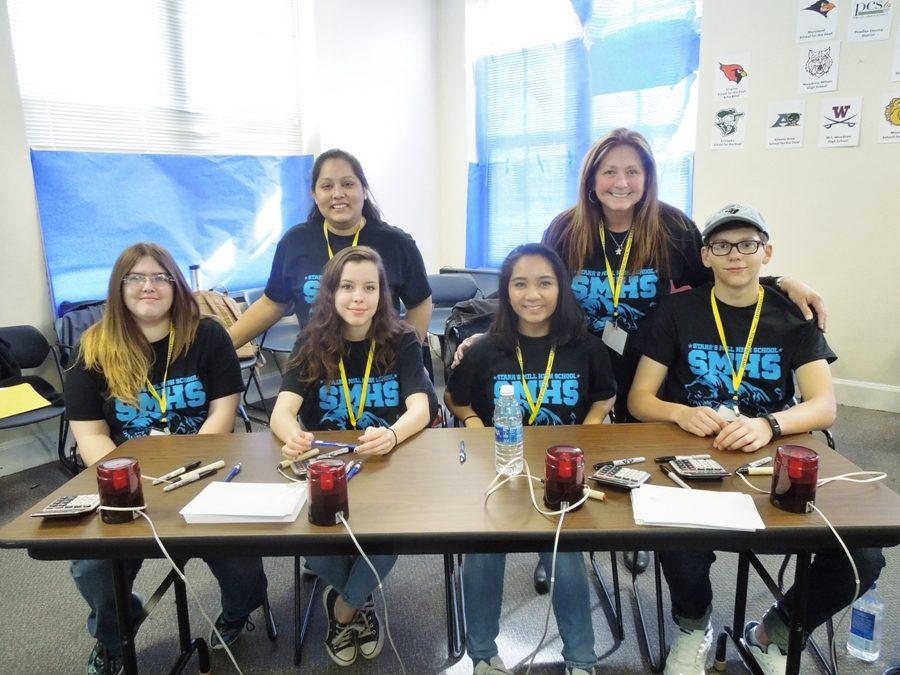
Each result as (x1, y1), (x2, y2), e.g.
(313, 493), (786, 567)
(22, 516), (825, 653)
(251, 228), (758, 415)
(500, 384), (515, 397)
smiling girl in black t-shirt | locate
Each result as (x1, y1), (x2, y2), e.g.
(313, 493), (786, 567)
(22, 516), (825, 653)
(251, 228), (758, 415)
(270, 245), (436, 667)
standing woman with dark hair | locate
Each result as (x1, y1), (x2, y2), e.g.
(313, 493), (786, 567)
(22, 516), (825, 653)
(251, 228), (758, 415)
(269, 246), (437, 668)
(65, 243), (268, 674)
(228, 148), (433, 349)
(445, 244), (616, 675)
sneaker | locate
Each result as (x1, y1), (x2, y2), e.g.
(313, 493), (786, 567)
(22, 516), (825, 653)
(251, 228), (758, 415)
(743, 621), (787, 675)
(352, 597), (384, 659)
(323, 585), (357, 666)
(87, 641), (123, 675)
(209, 612), (255, 650)
(566, 667), (596, 675)
(664, 623), (713, 675)
(473, 655), (512, 674)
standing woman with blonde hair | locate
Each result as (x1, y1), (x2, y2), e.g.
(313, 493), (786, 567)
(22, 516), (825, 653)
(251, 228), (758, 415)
(65, 242), (268, 673)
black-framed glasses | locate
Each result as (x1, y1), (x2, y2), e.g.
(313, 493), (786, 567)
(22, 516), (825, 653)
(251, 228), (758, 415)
(121, 273), (175, 286)
(706, 240), (764, 256)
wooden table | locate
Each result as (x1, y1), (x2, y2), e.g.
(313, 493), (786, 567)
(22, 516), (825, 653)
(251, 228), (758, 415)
(2, 423), (899, 674)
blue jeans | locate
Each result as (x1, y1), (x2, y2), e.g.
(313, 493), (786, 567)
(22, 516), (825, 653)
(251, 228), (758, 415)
(70, 556), (267, 656)
(304, 554), (397, 608)
(463, 552), (597, 670)
(660, 547), (885, 649)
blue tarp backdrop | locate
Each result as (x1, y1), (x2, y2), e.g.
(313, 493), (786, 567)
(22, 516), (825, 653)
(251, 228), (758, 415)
(30, 150), (314, 314)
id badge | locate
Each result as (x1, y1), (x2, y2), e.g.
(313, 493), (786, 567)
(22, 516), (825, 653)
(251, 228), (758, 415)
(716, 405), (742, 422)
(149, 420), (170, 436)
(602, 321), (628, 355)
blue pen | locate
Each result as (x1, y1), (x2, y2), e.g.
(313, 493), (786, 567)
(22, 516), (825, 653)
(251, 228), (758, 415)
(346, 462), (362, 481)
(313, 440), (358, 450)
(224, 463), (241, 482)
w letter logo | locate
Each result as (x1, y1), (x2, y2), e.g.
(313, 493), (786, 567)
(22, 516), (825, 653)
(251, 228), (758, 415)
(831, 105), (851, 118)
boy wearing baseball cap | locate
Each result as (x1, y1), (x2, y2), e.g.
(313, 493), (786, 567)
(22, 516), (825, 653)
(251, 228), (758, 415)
(627, 203), (884, 675)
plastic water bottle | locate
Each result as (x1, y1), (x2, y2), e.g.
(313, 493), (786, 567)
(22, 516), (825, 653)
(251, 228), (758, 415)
(846, 581), (883, 661)
(493, 384), (524, 476)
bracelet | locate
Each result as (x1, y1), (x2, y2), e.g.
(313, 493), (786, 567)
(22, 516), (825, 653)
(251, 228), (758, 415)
(387, 427), (398, 448)
(462, 415), (479, 423)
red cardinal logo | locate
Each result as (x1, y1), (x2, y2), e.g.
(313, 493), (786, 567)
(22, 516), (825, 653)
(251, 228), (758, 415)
(719, 62), (748, 84)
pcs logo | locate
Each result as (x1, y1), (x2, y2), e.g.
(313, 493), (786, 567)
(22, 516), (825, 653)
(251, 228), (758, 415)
(771, 112), (801, 128)
(884, 98), (900, 126)
(719, 62), (748, 84)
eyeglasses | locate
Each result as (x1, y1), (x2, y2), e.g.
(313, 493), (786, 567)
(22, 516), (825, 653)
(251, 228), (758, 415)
(706, 240), (764, 256)
(122, 273), (175, 286)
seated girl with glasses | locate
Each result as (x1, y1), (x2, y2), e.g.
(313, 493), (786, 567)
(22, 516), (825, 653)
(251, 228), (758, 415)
(269, 245), (437, 668)
(444, 243), (616, 675)
(64, 242), (268, 674)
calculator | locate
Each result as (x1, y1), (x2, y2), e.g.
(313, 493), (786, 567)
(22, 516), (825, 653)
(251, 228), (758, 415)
(30, 494), (101, 518)
(669, 458), (730, 479)
(589, 465), (652, 490)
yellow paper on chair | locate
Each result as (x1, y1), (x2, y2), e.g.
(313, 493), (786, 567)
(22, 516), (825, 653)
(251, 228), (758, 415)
(0, 383), (52, 419)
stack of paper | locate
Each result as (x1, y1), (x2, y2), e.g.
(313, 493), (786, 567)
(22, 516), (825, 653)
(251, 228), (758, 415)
(0, 383), (51, 419)
(179, 482), (307, 524)
(631, 483), (765, 531)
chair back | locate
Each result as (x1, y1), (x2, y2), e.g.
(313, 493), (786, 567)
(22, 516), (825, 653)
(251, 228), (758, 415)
(54, 301), (106, 368)
(428, 274), (479, 307)
(0, 326), (52, 370)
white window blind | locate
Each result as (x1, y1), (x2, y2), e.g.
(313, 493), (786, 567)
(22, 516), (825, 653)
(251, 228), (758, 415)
(7, 0), (304, 154)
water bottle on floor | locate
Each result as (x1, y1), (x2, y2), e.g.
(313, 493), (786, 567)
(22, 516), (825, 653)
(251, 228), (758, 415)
(846, 581), (882, 661)
(493, 384), (523, 476)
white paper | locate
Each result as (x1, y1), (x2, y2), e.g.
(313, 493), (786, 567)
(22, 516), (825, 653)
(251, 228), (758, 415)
(797, 0), (838, 43)
(819, 96), (863, 147)
(711, 104), (747, 150)
(715, 53), (750, 100)
(766, 100), (806, 148)
(630, 483), (766, 531)
(878, 92), (900, 142)
(180, 482), (307, 523)
(799, 41), (840, 92)
(892, 34), (900, 80)
(847, 1), (893, 42)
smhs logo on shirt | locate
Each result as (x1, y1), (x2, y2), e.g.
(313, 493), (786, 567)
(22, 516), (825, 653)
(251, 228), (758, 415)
(115, 375), (207, 437)
(318, 375), (398, 430)
(493, 373), (582, 425)
(684, 344), (784, 415)
(571, 269), (658, 331)
(302, 274), (322, 305)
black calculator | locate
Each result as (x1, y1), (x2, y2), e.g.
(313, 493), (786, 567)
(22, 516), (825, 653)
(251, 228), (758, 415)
(669, 458), (730, 479)
(589, 465), (652, 490)
(30, 494), (101, 518)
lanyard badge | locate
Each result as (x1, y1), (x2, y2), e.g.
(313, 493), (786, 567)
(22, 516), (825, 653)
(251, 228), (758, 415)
(598, 226), (634, 325)
(710, 286), (765, 413)
(323, 217), (365, 259)
(515, 343), (556, 425)
(145, 323), (175, 426)
(338, 339), (375, 429)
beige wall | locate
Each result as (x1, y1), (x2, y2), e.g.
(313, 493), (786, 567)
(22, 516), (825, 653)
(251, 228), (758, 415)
(694, 1), (900, 411)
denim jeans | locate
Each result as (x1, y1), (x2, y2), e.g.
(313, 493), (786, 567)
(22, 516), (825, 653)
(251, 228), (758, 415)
(70, 556), (267, 656)
(463, 552), (597, 670)
(660, 547), (885, 649)
(303, 554), (397, 609)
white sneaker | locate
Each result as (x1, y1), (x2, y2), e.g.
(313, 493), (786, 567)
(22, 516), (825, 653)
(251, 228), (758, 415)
(664, 624), (713, 675)
(473, 655), (511, 674)
(566, 667), (595, 675)
(743, 621), (787, 675)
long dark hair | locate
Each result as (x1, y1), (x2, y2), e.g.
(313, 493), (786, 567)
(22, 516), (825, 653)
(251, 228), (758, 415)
(306, 148), (383, 224)
(489, 243), (585, 354)
(287, 246), (407, 384)
(542, 128), (692, 277)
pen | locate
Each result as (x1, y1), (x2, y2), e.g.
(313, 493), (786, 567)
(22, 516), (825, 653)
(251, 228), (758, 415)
(318, 446), (354, 459)
(459, 441), (467, 464)
(661, 465), (692, 489)
(346, 461), (362, 481)
(736, 456), (773, 474)
(594, 456), (645, 469)
(654, 454), (711, 463)
(152, 460), (201, 485)
(170, 460), (226, 483)
(163, 467), (220, 492)
(224, 463), (241, 482)
(313, 440), (358, 450)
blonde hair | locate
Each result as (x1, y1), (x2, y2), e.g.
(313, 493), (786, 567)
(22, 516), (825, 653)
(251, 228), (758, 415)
(78, 243), (199, 406)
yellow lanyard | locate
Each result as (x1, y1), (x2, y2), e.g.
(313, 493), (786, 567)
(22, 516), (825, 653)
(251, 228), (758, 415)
(337, 339), (375, 429)
(323, 217), (366, 259)
(710, 286), (765, 403)
(598, 226), (634, 319)
(145, 323), (175, 422)
(515, 343), (556, 425)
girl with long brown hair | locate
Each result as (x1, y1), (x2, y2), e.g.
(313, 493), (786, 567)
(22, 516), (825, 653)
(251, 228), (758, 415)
(270, 245), (437, 668)
(65, 242), (268, 672)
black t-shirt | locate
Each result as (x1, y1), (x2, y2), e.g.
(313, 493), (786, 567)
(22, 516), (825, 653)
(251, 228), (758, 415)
(264, 219), (432, 327)
(635, 283), (836, 417)
(446, 332), (616, 426)
(280, 330), (438, 431)
(65, 318), (244, 445)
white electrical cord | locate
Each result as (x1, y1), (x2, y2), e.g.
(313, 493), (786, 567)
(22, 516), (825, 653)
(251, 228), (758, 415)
(735, 470), (886, 494)
(97, 506), (244, 675)
(524, 505), (566, 675)
(337, 513), (406, 675)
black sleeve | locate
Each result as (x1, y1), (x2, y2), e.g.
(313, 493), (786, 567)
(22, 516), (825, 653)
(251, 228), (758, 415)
(792, 321), (837, 369)
(64, 355), (106, 421)
(634, 297), (680, 367)
(444, 346), (480, 407)
(279, 346), (312, 399)
(263, 232), (294, 304)
(586, 335), (617, 401)
(397, 234), (432, 308)
(200, 320), (245, 400)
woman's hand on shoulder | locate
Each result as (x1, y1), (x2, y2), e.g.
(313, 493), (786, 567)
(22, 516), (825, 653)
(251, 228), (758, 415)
(451, 333), (485, 369)
(281, 429), (315, 459)
(354, 426), (398, 456)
